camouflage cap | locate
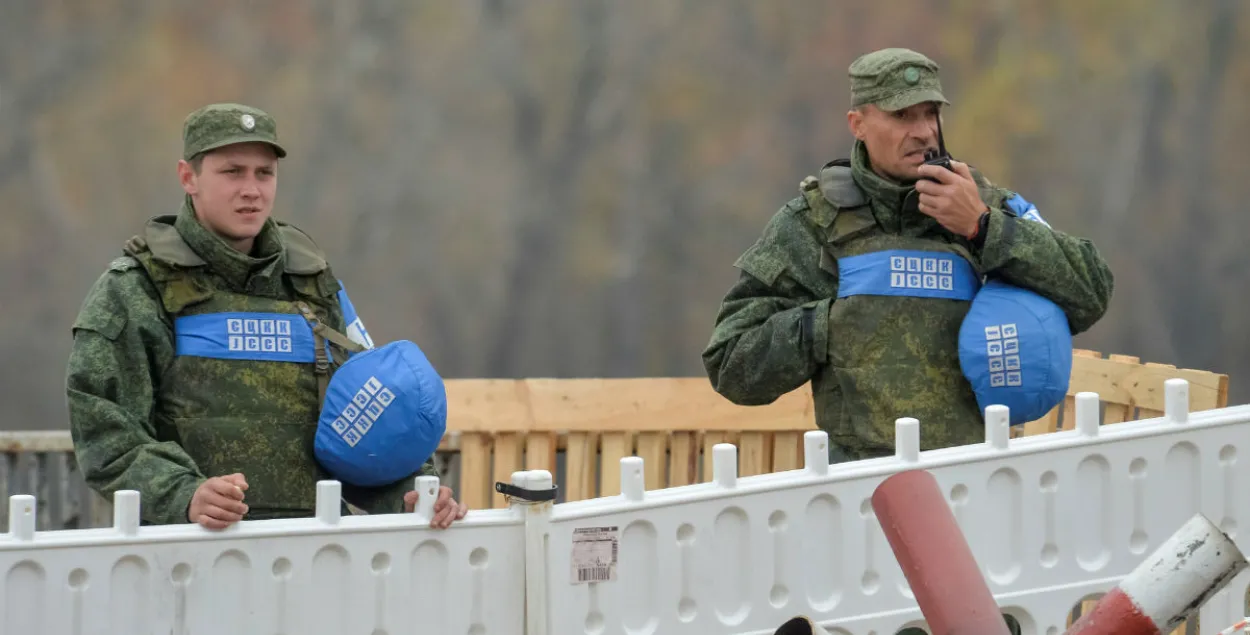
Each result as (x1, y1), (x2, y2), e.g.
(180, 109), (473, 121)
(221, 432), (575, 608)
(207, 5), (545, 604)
(849, 48), (949, 111)
(182, 102), (287, 160)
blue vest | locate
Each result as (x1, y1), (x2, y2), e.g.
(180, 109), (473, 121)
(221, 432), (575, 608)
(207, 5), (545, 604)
(834, 194), (1072, 425)
(175, 282), (447, 487)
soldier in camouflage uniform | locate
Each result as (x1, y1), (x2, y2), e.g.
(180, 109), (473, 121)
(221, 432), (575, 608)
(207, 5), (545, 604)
(66, 103), (468, 529)
(703, 49), (1115, 463)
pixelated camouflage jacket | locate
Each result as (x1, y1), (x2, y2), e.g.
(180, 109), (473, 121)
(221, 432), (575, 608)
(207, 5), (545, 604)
(702, 141), (1114, 454)
(66, 198), (438, 524)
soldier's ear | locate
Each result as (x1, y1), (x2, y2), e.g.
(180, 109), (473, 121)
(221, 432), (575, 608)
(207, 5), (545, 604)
(847, 108), (865, 140)
(177, 159), (198, 195)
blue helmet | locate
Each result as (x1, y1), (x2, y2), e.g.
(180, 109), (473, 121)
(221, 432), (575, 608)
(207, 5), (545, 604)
(958, 278), (1072, 425)
(314, 338), (448, 487)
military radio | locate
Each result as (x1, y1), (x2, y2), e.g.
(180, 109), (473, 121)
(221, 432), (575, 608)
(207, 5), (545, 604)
(921, 109), (953, 178)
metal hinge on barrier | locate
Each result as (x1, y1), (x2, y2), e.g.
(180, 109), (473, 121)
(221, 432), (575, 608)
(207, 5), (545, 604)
(495, 481), (558, 503)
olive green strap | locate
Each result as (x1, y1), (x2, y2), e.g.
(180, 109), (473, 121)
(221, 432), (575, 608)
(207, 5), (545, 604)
(297, 303), (366, 354)
(296, 302), (366, 406)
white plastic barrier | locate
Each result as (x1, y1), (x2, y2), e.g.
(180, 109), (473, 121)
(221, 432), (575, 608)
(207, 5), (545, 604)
(539, 381), (1250, 635)
(0, 478), (528, 635)
(3, 381), (1247, 635)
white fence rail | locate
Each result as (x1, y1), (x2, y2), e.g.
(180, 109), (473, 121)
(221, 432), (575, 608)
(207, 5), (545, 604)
(2, 380), (1248, 635)
(0, 481), (526, 635)
(539, 385), (1250, 634)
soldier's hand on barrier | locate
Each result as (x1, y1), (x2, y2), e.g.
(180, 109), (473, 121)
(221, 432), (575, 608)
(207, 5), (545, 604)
(188, 473), (249, 530)
(404, 485), (469, 529)
(915, 160), (989, 240)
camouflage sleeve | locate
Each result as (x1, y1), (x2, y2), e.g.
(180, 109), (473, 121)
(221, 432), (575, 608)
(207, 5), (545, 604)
(341, 458), (441, 515)
(702, 204), (831, 405)
(65, 261), (206, 525)
(975, 196), (1115, 335)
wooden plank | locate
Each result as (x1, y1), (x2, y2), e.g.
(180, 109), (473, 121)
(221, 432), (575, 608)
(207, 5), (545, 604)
(1068, 355), (1225, 415)
(563, 432), (597, 502)
(1061, 350), (1104, 430)
(772, 432), (802, 472)
(635, 433), (668, 491)
(524, 432), (557, 473)
(445, 379), (534, 433)
(738, 432), (769, 477)
(599, 432), (630, 497)
(1102, 355), (1141, 423)
(459, 432), (492, 511)
(1143, 361), (1224, 411)
(0, 431), (76, 453)
(491, 433), (525, 509)
(1021, 405), (1060, 437)
(524, 378), (815, 433)
(1136, 362), (1177, 418)
(668, 432), (697, 487)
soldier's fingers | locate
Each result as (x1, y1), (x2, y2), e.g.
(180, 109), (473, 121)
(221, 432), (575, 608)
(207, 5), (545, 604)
(202, 503), (246, 523)
(220, 473), (249, 491)
(205, 492), (249, 516)
(919, 163), (959, 185)
(917, 194), (941, 215)
(950, 160), (975, 181)
(456, 502), (469, 519)
(196, 514), (232, 530)
(207, 478), (246, 500)
(914, 178), (939, 195)
(431, 503), (456, 529)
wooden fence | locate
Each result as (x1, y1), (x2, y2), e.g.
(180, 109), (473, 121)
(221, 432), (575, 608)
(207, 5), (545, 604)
(448, 348), (1229, 509)
(0, 348), (1229, 518)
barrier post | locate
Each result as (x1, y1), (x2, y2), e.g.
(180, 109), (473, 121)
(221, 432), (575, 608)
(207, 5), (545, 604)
(498, 469), (558, 635)
(1065, 513), (1247, 635)
(872, 468), (1009, 635)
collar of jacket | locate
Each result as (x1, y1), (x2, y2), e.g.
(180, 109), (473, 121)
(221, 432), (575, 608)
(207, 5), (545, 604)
(848, 140), (940, 236)
(174, 195), (287, 295)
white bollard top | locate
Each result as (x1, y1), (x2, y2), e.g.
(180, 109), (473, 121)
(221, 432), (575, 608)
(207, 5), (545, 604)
(713, 443), (738, 488)
(1075, 392), (1101, 437)
(804, 430), (829, 476)
(315, 480), (342, 525)
(984, 405), (1010, 450)
(894, 418), (919, 463)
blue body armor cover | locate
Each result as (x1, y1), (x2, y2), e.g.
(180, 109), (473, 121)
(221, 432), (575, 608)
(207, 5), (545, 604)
(833, 193), (1073, 427)
(174, 279), (448, 488)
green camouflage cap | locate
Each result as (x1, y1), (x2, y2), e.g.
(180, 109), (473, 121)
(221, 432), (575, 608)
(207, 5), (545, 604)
(182, 102), (287, 160)
(849, 48), (949, 111)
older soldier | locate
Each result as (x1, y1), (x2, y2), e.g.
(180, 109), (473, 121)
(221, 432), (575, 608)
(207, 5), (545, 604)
(66, 103), (467, 529)
(703, 48), (1114, 463)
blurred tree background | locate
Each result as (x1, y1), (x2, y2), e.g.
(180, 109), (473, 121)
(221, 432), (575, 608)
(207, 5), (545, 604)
(2, 0), (1247, 431)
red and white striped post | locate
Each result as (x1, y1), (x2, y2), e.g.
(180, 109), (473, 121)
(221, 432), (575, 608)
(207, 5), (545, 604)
(1065, 513), (1247, 635)
(871, 468), (1010, 635)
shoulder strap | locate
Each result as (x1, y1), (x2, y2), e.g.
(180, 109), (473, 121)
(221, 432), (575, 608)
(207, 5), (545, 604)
(296, 301), (366, 406)
(121, 218), (214, 315)
(798, 159), (870, 229)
